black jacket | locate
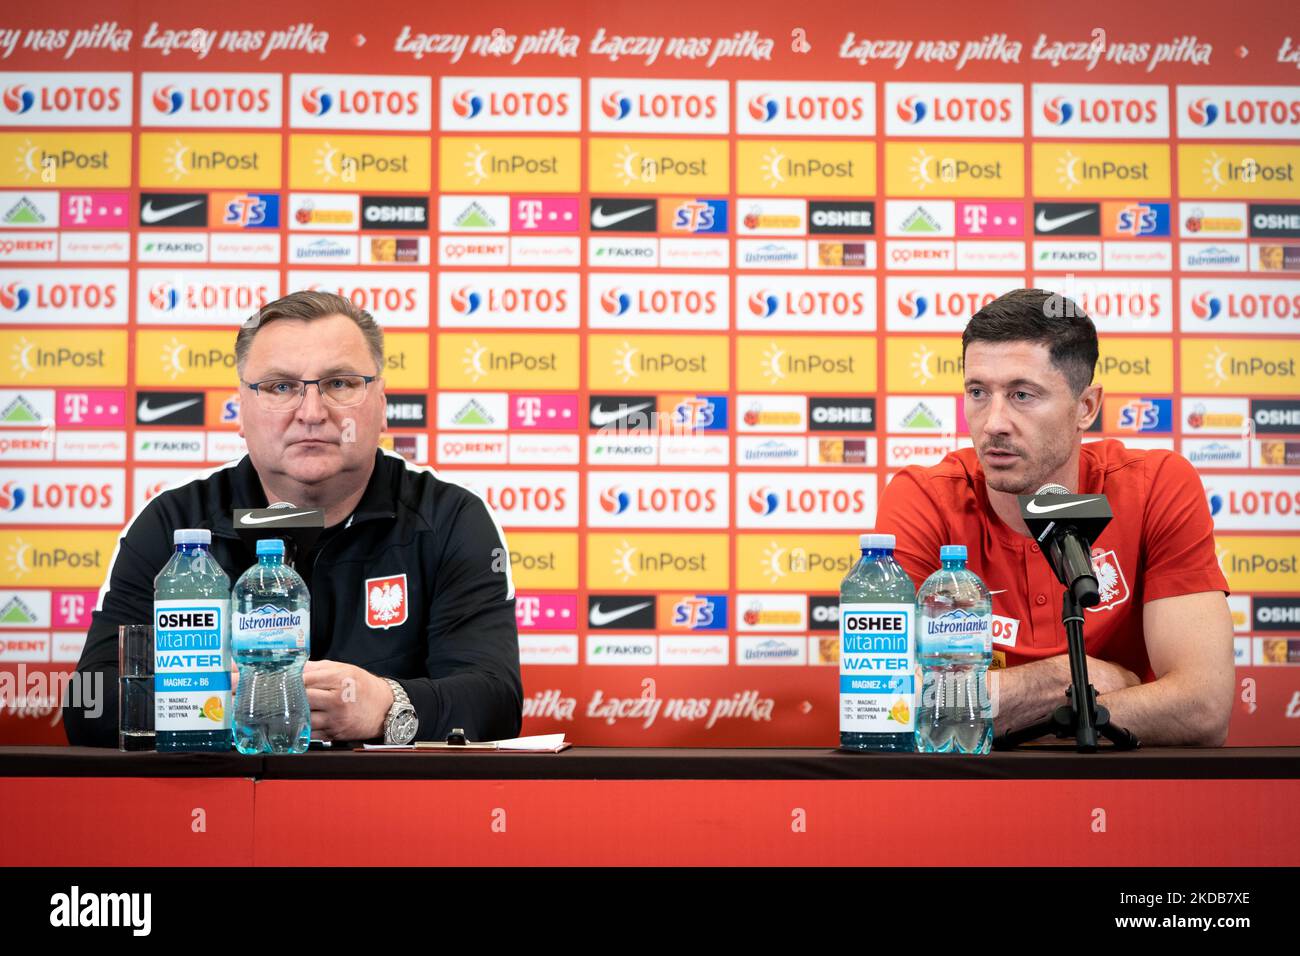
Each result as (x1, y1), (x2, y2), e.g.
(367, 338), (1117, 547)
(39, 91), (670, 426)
(64, 449), (521, 746)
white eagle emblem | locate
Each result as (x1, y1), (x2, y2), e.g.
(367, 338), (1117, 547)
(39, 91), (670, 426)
(1086, 549), (1130, 613)
(365, 574), (408, 629)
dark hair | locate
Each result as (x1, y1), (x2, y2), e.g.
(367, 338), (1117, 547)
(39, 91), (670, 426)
(961, 288), (1098, 395)
(236, 290), (383, 377)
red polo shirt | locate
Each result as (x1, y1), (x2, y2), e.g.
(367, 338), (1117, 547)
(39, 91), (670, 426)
(875, 439), (1229, 679)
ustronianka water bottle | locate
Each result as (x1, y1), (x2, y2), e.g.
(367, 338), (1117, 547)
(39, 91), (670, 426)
(915, 545), (993, 754)
(840, 533), (917, 752)
(154, 529), (232, 752)
(232, 538), (311, 755)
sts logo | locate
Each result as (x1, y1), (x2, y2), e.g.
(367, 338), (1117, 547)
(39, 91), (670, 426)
(2, 86), (35, 115)
(1043, 97), (1074, 126)
(897, 291), (928, 319)
(1191, 292), (1222, 321)
(896, 95), (926, 124)
(1188, 98), (1220, 127)
(671, 395), (726, 430)
(1113, 398), (1172, 433)
(0, 282), (31, 312)
(152, 86), (184, 115)
(749, 487), (780, 516)
(602, 91), (632, 120)
(301, 87), (334, 116)
(669, 595), (727, 631)
(450, 287), (482, 316)
(748, 95), (779, 123)
(452, 90), (483, 119)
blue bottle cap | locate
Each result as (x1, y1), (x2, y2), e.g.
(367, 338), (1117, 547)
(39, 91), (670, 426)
(256, 538), (285, 556)
(860, 533), (895, 550)
(940, 544), (967, 561)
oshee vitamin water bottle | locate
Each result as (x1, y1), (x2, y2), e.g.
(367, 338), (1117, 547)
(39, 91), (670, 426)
(154, 529), (232, 752)
(839, 533), (917, 752)
(232, 538), (311, 755)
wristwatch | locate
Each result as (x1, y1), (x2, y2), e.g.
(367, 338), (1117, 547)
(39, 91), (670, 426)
(382, 678), (419, 745)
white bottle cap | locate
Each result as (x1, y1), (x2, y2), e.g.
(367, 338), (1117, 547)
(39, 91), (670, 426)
(860, 533), (895, 550)
(174, 529), (211, 546)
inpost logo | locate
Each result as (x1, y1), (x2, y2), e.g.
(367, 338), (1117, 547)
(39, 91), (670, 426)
(134, 331), (236, 388)
(1093, 338), (1174, 392)
(737, 534), (857, 591)
(4, 331), (124, 386)
(586, 533), (729, 590)
(738, 336), (874, 393)
(507, 532), (578, 590)
(382, 332), (430, 389)
(441, 137), (579, 192)
(1032, 143), (1170, 197)
(1, 531), (117, 586)
(885, 142), (1023, 197)
(291, 134), (430, 191)
(440, 334), (578, 389)
(1, 133), (131, 187)
(1215, 537), (1300, 592)
(589, 138), (728, 193)
(885, 336), (964, 393)
(737, 140), (874, 196)
(1183, 339), (1299, 395)
(139, 133), (281, 188)
(1178, 146), (1299, 200)
(588, 335), (728, 390)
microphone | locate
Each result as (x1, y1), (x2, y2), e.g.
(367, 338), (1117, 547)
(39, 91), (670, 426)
(1018, 483), (1113, 608)
(232, 501), (324, 569)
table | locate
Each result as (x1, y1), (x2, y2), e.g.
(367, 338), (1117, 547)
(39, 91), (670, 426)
(1, 747), (1297, 867)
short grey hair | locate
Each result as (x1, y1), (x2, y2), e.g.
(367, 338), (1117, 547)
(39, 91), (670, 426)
(236, 290), (384, 378)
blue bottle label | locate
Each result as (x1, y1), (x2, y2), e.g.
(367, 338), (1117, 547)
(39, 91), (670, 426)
(233, 604), (309, 652)
(919, 608), (991, 655)
(154, 599), (230, 732)
(839, 602), (916, 733)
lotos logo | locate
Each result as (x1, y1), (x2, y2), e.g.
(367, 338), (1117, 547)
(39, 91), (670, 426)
(602, 91), (632, 120)
(1188, 97), (1219, 127)
(749, 487), (779, 516)
(452, 90), (483, 119)
(898, 291), (928, 319)
(599, 486), (631, 514)
(148, 284), (180, 311)
(2, 86), (34, 115)
(749, 95), (778, 123)
(449, 287), (481, 316)
(0, 481), (26, 511)
(1043, 96), (1073, 125)
(896, 95), (926, 124)
(748, 290), (778, 318)
(0, 282), (30, 312)
(152, 86), (183, 115)
(300, 87), (333, 116)
(600, 289), (631, 317)
(1191, 292), (1222, 321)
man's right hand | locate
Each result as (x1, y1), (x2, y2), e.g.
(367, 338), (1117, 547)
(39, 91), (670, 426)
(1077, 655), (1141, 696)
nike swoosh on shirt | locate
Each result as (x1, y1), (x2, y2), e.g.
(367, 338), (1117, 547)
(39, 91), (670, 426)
(589, 602), (652, 626)
(591, 205), (653, 228)
(1025, 496), (1102, 515)
(141, 200), (203, 224)
(1034, 209), (1094, 232)
(239, 510), (320, 525)
(590, 401), (652, 428)
(137, 397), (201, 422)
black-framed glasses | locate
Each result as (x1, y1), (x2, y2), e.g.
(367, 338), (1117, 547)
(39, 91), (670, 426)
(243, 375), (377, 411)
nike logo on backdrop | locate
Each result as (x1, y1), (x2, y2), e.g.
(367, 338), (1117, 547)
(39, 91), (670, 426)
(239, 511), (320, 525)
(1025, 496), (1101, 515)
(589, 602), (652, 626)
(591, 205), (652, 228)
(137, 397), (201, 422)
(141, 200), (203, 224)
(1034, 209), (1094, 232)
(590, 402), (652, 428)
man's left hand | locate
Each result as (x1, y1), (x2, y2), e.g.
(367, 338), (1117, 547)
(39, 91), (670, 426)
(303, 660), (394, 741)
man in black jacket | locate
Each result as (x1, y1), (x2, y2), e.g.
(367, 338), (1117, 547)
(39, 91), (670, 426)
(65, 291), (521, 746)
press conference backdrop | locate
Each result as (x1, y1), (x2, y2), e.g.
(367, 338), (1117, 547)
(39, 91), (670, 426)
(0, 0), (1296, 747)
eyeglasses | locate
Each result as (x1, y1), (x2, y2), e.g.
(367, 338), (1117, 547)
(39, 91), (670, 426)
(243, 375), (377, 411)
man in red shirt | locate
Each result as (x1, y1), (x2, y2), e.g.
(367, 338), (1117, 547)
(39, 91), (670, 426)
(876, 288), (1233, 746)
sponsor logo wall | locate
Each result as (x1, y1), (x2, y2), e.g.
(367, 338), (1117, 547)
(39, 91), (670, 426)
(1, 3), (1296, 747)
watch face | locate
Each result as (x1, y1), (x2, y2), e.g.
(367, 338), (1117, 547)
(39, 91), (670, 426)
(392, 711), (418, 744)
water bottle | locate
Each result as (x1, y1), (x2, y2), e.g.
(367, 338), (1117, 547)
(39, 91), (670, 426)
(154, 529), (232, 752)
(839, 533), (917, 752)
(915, 545), (993, 754)
(231, 539), (311, 755)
